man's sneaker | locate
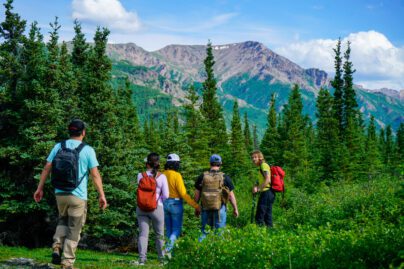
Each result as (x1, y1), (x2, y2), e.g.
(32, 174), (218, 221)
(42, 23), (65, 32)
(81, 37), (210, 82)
(51, 247), (61, 265)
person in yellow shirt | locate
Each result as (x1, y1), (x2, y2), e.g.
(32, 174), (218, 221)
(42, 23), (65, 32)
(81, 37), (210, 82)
(163, 153), (201, 255)
(251, 150), (275, 227)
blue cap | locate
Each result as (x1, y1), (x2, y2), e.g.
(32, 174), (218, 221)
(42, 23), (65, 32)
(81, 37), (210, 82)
(210, 154), (222, 163)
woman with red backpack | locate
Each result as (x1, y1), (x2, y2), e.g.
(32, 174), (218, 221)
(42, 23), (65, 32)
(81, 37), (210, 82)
(251, 150), (276, 227)
(135, 153), (169, 265)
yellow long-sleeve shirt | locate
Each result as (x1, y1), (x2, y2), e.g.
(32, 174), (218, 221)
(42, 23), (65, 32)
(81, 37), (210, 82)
(163, 169), (199, 209)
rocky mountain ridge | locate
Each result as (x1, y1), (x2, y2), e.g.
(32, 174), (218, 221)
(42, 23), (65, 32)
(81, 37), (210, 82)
(107, 41), (403, 130)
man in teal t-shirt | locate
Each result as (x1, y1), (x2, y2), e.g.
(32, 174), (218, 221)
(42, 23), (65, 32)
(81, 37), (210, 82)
(34, 119), (107, 269)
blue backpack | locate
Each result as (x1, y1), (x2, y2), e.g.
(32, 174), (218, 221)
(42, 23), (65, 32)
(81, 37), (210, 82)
(51, 141), (87, 191)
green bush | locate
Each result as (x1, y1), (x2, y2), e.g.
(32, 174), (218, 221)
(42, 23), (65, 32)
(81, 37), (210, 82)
(168, 176), (403, 269)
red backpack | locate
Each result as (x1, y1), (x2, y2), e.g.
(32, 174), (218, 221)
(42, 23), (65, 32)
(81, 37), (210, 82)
(137, 172), (160, 211)
(270, 166), (285, 192)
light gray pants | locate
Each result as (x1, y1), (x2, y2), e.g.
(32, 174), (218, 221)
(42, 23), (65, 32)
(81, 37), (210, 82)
(136, 205), (165, 262)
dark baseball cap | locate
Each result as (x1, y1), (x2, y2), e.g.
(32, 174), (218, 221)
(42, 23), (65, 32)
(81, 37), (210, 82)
(68, 119), (86, 132)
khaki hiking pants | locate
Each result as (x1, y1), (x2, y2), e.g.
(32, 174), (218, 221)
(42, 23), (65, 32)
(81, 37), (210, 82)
(53, 194), (87, 267)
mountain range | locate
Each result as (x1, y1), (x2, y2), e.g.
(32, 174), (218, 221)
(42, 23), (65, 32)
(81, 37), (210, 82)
(106, 41), (403, 134)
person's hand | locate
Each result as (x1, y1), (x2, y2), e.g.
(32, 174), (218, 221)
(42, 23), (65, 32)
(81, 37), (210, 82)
(252, 186), (258, 194)
(195, 207), (201, 217)
(99, 195), (107, 210)
(33, 188), (43, 203)
(233, 208), (239, 218)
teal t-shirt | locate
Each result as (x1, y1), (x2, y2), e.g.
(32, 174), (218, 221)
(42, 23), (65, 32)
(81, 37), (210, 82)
(47, 139), (99, 200)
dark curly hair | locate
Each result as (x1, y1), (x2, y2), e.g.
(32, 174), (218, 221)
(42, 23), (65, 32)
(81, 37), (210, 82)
(164, 161), (180, 171)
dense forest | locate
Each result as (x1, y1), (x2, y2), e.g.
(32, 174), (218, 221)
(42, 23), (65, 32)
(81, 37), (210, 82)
(0, 0), (403, 268)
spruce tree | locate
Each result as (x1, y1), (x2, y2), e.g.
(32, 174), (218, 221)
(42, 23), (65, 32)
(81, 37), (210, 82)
(364, 116), (382, 178)
(200, 41), (228, 157)
(243, 112), (253, 154)
(229, 100), (249, 177)
(331, 38), (344, 135)
(71, 19), (89, 68)
(282, 84), (308, 183)
(260, 93), (280, 164)
(0, 17), (64, 245)
(395, 123), (404, 173)
(315, 88), (339, 182)
(342, 41), (358, 128)
(384, 125), (394, 168)
(0, 0), (27, 139)
(342, 41), (365, 180)
(183, 85), (209, 171)
(253, 124), (259, 150)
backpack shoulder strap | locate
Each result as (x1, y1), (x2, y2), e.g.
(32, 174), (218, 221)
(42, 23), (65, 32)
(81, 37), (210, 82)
(218, 172), (225, 187)
(61, 140), (67, 150)
(75, 142), (86, 154)
(141, 172), (149, 180)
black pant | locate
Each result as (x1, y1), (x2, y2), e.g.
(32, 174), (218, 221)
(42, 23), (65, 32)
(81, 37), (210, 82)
(255, 189), (275, 227)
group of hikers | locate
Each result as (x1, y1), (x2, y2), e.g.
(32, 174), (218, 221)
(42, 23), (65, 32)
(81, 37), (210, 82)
(33, 119), (277, 268)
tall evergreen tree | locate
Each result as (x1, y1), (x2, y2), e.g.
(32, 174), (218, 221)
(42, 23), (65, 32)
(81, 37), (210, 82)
(0, 17), (64, 245)
(384, 125), (394, 168)
(315, 88), (339, 182)
(229, 100), (249, 177)
(282, 84), (308, 183)
(331, 38), (344, 135)
(200, 41), (228, 157)
(71, 19), (89, 68)
(364, 116), (382, 178)
(243, 112), (253, 154)
(342, 41), (365, 180)
(342, 41), (358, 129)
(0, 0), (27, 139)
(395, 123), (404, 172)
(183, 85), (209, 171)
(260, 93), (280, 164)
(253, 124), (259, 150)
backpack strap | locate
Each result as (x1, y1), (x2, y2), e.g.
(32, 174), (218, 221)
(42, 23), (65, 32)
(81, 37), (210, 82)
(61, 140), (67, 150)
(75, 142), (86, 154)
(141, 172), (149, 181)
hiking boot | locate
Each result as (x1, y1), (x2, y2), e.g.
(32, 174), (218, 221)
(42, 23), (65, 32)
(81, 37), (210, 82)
(51, 247), (61, 265)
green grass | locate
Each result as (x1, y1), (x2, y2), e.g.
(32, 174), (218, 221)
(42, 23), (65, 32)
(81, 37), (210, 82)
(0, 246), (162, 268)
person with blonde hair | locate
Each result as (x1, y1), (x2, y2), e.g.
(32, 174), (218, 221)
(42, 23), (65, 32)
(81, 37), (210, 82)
(251, 150), (275, 227)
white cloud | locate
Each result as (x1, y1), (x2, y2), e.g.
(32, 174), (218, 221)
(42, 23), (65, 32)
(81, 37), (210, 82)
(274, 31), (404, 90)
(72, 0), (141, 32)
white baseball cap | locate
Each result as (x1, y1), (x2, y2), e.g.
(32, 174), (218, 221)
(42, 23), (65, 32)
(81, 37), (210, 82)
(167, 153), (180, 162)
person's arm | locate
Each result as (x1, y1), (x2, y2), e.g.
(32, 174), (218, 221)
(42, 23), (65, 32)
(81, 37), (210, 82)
(228, 191), (239, 217)
(33, 162), (52, 202)
(177, 174), (199, 209)
(194, 189), (201, 217)
(90, 167), (107, 210)
(161, 174), (169, 201)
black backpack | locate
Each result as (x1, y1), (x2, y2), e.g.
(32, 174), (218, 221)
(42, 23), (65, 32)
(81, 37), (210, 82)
(51, 141), (87, 192)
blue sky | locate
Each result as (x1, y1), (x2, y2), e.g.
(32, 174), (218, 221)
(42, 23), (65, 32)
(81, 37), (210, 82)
(5, 0), (404, 90)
